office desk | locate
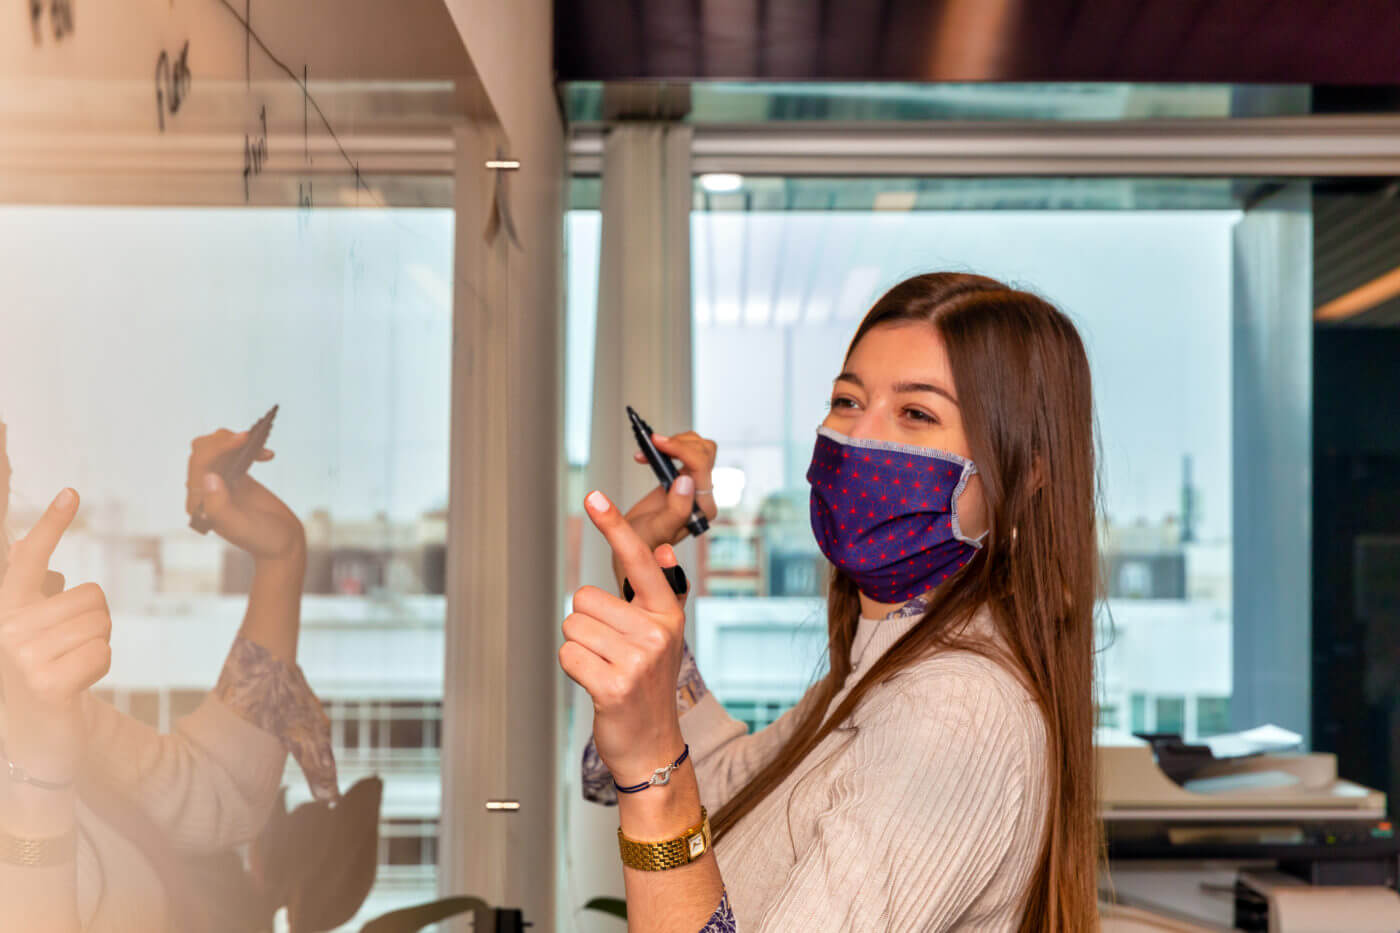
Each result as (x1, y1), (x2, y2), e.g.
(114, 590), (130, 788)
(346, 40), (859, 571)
(1101, 860), (1272, 931)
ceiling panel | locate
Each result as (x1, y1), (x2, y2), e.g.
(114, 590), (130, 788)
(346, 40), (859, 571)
(556, 0), (1400, 82)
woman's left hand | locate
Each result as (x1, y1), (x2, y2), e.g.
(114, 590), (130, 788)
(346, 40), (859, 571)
(561, 490), (688, 788)
(184, 429), (305, 563)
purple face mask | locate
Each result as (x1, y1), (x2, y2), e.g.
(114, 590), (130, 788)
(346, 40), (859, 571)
(806, 426), (985, 604)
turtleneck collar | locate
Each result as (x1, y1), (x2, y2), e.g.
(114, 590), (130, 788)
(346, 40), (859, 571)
(849, 593), (995, 672)
(849, 592), (931, 671)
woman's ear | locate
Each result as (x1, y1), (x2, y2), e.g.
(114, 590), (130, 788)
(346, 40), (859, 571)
(1029, 454), (1047, 494)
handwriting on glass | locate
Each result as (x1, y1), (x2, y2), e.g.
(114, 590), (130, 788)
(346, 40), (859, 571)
(299, 66), (314, 216)
(31, 0), (74, 45)
(154, 41), (192, 132)
(296, 181), (313, 233)
(243, 105), (268, 201)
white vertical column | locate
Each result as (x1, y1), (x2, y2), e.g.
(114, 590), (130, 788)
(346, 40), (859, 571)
(440, 113), (565, 930)
(564, 122), (695, 932)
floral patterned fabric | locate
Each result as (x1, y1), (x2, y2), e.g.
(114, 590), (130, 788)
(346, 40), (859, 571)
(213, 635), (339, 802)
(888, 591), (930, 620)
(699, 891), (737, 932)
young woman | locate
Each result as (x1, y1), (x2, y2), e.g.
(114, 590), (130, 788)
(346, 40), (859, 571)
(563, 272), (1100, 932)
(0, 426), (335, 932)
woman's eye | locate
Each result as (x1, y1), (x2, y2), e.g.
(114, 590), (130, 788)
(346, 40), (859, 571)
(904, 407), (937, 424)
(829, 396), (857, 410)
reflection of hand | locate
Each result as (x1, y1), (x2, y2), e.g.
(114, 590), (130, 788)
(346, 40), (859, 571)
(562, 490), (688, 788)
(184, 429), (305, 563)
(0, 489), (112, 785)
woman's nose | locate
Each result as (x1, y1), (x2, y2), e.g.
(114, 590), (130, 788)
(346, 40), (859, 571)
(844, 404), (889, 442)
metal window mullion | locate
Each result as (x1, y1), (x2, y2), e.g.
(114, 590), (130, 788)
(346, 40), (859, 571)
(570, 117), (1400, 177)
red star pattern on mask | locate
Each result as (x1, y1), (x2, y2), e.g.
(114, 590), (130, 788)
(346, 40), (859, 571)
(808, 432), (978, 601)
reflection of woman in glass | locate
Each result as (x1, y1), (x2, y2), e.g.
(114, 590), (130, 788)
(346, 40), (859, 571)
(0, 427), (334, 932)
(567, 273), (1100, 931)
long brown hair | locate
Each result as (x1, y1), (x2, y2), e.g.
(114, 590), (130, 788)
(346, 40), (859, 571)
(711, 273), (1101, 932)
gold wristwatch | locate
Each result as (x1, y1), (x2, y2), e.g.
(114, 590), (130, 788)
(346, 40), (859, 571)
(617, 807), (712, 871)
(0, 829), (77, 867)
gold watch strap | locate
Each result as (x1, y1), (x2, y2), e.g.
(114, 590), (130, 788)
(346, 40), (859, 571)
(617, 807), (711, 872)
(1, 828), (77, 867)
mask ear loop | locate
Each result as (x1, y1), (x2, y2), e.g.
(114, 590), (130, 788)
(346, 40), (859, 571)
(950, 461), (989, 547)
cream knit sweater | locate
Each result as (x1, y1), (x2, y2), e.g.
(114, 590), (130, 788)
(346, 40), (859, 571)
(0, 693), (286, 932)
(680, 606), (1049, 932)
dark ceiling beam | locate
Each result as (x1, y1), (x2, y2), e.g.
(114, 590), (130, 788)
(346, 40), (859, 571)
(823, 0), (883, 77)
(1170, 0), (1273, 80)
(699, 0), (762, 77)
(629, 0), (649, 73)
(1308, 0), (1400, 84)
(567, 0), (644, 78)
(1009, 0), (1086, 79)
(637, 0), (700, 78)
(690, 0), (705, 75)
(880, 0), (937, 80)
(755, 0), (769, 75)
(1052, 0), (1143, 79)
(1107, 0), (1211, 79)
(763, 0), (822, 78)
(555, 0), (1400, 81)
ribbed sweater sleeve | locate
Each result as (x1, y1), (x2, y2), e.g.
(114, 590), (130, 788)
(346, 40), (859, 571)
(749, 663), (1038, 932)
(680, 681), (827, 814)
(79, 691), (286, 852)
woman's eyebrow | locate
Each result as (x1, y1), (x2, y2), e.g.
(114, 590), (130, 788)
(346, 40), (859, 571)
(834, 371), (959, 407)
(893, 380), (959, 406)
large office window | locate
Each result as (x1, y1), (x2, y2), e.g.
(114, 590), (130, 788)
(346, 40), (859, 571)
(1155, 697), (1188, 736)
(0, 205), (453, 927)
(685, 178), (1241, 738)
(564, 171), (1332, 746)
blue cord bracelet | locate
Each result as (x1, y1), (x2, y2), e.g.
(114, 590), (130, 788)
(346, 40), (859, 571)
(614, 744), (690, 794)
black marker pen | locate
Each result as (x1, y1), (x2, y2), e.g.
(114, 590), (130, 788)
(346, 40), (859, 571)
(626, 405), (709, 537)
(622, 564), (688, 603)
(190, 404), (279, 534)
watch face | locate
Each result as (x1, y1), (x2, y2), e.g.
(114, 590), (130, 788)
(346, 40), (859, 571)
(688, 833), (706, 859)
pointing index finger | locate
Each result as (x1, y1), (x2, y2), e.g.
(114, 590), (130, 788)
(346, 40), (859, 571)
(584, 490), (677, 613)
(2, 488), (78, 602)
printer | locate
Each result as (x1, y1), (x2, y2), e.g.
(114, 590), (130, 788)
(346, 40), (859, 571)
(1099, 731), (1400, 932)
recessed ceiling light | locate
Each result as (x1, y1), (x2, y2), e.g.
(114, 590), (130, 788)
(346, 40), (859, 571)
(699, 173), (744, 193)
(712, 467), (747, 509)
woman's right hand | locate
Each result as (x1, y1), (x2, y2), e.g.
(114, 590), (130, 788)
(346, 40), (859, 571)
(0, 489), (112, 786)
(563, 491), (689, 789)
